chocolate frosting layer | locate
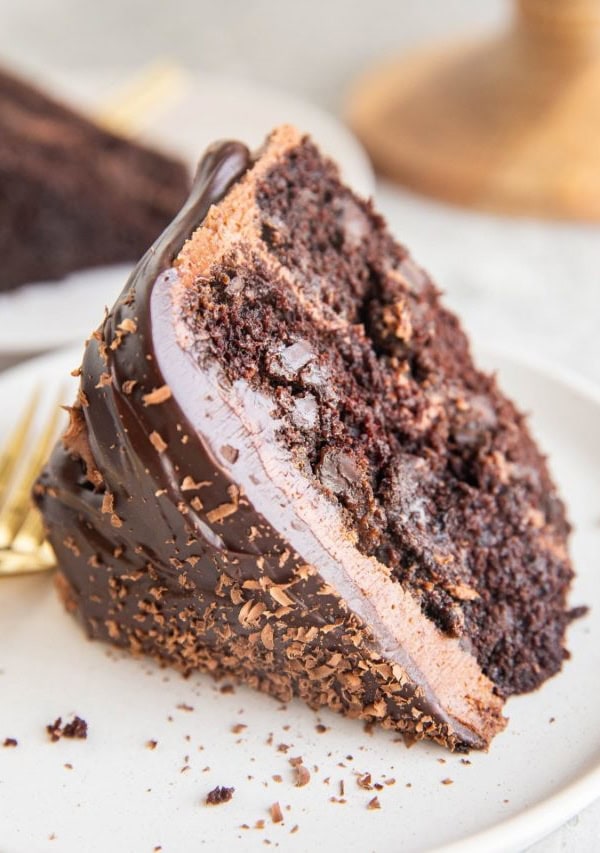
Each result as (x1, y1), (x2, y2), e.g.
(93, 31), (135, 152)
(36, 135), (505, 751)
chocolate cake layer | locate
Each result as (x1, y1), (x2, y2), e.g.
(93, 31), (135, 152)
(0, 67), (189, 292)
(36, 127), (578, 751)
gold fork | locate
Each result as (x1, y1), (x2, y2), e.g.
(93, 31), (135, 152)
(0, 390), (65, 575)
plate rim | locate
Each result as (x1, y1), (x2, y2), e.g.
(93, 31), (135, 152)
(1, 343), (599, 853)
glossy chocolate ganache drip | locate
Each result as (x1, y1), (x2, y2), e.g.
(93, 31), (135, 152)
(36, 133), (509, 751)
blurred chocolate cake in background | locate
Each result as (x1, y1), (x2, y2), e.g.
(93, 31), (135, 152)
(0, 66), (189, 292)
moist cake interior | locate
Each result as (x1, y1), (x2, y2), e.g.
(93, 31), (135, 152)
(174, 128), (574, 698)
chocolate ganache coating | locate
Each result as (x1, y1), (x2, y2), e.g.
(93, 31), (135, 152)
(36, 137), (506, 751)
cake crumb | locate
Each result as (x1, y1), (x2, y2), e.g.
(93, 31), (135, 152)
(315, 724), (328, 734)
(146, 740), (158, 750)
(231, 723), (247, 734)
(3, 737), (17, 748)
(143, 385), (172, 406)
(367, 796), (381, 810)
(205, 786), (234, 805)
(441, 778), (454, 786)
(46, 716), (87, 742)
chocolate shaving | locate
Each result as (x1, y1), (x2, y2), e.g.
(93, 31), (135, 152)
(149, 431), (167, 453)
(357, 773), (372, 790)
(118, 318), (137, 335)
(294, 765), (310, 787)
(206, 502), (238, 523)
(143, 385), (172, 406)
(270, 802), (283, 823)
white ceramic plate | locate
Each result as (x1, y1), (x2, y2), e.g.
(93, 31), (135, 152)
(0, 72), (374, 355)
(0, 346), (599, 853)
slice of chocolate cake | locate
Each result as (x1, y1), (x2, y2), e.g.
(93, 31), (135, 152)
(0, 66), (189, 292)
(35, 126), (579, 751)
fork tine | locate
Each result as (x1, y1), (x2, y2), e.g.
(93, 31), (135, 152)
(0, 541), (55, 575)
(0, 387), (40, 507)
(95, 61), (186, 136)
(0, 389), (65, 550)
(12, 509), (49, 555)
